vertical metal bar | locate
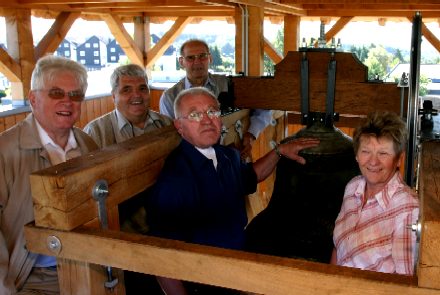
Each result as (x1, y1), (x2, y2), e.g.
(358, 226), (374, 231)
(300, 53), (309, 125)
(405, 12), (422, 187)
(325, 55), (337, 127)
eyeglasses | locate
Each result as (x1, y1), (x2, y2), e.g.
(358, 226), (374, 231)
(181, 53), (210, 62)
(38, 88), (85, 102)
(179, 108), (221, 122)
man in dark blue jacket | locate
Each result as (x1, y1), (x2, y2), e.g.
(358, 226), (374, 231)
(147, 87), (319, 295)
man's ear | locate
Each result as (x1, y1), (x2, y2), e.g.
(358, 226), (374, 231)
(178, 56), (184, 68)
(174, 119), (183, 134)
(209, 54), (213, 64)
(28, 90), (36, 108)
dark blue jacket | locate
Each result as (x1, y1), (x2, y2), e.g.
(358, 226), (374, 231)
(147, 139), (257, 250)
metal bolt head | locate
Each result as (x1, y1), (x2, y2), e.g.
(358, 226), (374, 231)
(46, 235), (62, 255)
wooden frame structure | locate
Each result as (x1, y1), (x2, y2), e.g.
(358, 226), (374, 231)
(23, 123), (440, 294)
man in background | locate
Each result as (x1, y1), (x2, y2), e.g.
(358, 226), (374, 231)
(0, 55), (98, 294)
(159, 39), (273, 161)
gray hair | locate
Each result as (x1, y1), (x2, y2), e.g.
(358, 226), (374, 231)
(31, 55), (88, 93)
(180, 39), (210, 56)
(110, 64), (149, 93)
(353, 111), (408, 156)
(174, 87), (218, 118)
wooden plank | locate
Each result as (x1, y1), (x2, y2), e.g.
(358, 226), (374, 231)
(24, 224), (440, 295)
(232, 51), (401, 115)
(418, 141), (440, 289)
(30, 126), (180, 230)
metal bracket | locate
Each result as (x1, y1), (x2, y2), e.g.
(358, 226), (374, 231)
(235, 119), (244, 140)
(91, 179), (119, 290)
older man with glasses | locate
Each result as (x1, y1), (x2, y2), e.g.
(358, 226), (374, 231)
(148, 87), (319, 295)
(159, 38), (273, 162)
(0, 55), (98, 294)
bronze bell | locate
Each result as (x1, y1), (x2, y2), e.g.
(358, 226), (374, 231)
(245, 113), (359, 262)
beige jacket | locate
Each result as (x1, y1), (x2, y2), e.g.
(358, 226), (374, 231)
(0, 114), (98, 294)
(83, 109), (172, 148)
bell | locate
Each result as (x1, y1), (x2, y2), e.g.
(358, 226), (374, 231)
(245, 114), (359, 262)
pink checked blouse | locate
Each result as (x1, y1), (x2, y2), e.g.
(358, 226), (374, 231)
(333, 172), (419, 275)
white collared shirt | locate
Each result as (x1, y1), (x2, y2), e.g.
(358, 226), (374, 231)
(35, 119), (80, 165)
(196, 146), (218, 169)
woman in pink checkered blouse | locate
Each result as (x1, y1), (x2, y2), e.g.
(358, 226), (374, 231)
(331, 111), (419, 275)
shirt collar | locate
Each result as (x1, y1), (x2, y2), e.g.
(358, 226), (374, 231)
(355, 171), (402, 210)
(115, 108), (152, 131)
(34, 117), (77, 152)
(184, 73), (216, 90)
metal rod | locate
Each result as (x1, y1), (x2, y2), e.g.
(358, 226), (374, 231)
(405, 12), (422, 187)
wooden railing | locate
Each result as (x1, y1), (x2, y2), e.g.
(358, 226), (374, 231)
(23, 125), (440, 295)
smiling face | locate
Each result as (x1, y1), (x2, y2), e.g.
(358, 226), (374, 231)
(113, 75), (150, 127)
(174, 93), (222, 149)
(29, 70), (83, 139)
(356, 135), (403, 194)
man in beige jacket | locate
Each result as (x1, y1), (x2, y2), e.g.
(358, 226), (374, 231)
(0, 55), (98, 294)
(83, 64), (172, 148)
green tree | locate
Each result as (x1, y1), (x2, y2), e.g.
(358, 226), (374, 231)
(363, 45), (394, 80)
(209, 45), (223, 71)
(350, 44), (373, 63)
(393, 48), (406, 63)
(264, 28), (284, 75)
(419, 74), (431, 97)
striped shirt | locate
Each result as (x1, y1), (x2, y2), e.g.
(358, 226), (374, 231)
(333, 172), (419, 275)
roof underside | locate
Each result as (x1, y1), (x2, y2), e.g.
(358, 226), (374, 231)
(1, 0), (440, 24)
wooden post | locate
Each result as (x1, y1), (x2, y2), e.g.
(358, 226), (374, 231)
(247, 5), (264, 76)
(418, 141), (440, 289)
(5, 8), (34, 104)
(234, 6), (243, 74)
(284, 15), (300, 54)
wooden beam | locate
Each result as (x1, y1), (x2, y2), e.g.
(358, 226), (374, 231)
(264, 37), (282, 64)
(234, 6), (243, 74)
(0, 47), (21, 82)
(35, 11), (81, 60)
(284, 14), (300, 53)
(101, 13), (144, 66)
(228, 0), (306, 16)
(24, 224), (440, 295)
(29, 126), (180, 231)
(418, 141), (440, 289)
(247, 5), (264, 75)
(5, 8), (35, 101)
(231, 51), (402, 116)
(146, 16), (192, 68)
(421, 22), (440, 53)
(325, 16), (353, 43)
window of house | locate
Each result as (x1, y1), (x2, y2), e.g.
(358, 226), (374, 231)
(85, 43), (90, 48)
(94, 59), (100, 64)
(80, 51), (85, 56)
(110, 47), (116, 52)
(64, 51), (70, 57)
(93, 43), (99, 48)
(94, 51), (99, 56)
